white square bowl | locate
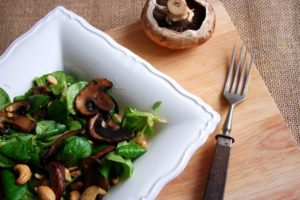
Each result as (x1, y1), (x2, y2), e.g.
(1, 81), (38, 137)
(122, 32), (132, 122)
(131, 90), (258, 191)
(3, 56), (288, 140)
(0, 7), (220, 200)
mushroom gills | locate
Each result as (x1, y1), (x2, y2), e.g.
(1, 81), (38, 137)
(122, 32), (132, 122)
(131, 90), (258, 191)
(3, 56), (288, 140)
(89, 114), (136, 143)
(154, 0), (206, 32)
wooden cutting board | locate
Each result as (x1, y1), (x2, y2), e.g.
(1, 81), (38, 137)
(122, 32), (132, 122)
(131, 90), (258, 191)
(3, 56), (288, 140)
(106, 0), (300, 199)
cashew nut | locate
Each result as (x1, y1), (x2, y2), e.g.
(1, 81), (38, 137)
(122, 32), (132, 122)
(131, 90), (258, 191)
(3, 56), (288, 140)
(13, 164), (32, 185)
(70, 169), (81, 178)
(36, 186), (56, 200)
(139, 139), (148, 148)
(69, 190), (81, 200)
(65, 167), (72, 182)
(81, 185), (106, 200)
(47, 75), (58, 85)
(34, 172), (45, 180)
(111, 177), (120, 185)
(68, 166), (79, 171)
(113, 113), (123, 121)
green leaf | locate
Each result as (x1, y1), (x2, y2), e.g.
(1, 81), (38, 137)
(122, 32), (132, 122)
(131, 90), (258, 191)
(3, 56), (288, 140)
(65, 74), (77, 87)
(116, 144), (147, 159)
(144, 126), (153, 136)
(147, 117), (154, 127)
(99, 160), (112, 180)
(62, 116), (83, 131)
(48, 72), (68, 95)
(27, 95), (50, 113)
(57, 136), (92, 167)
(64, 81), (88, 114)
(13, 95), (26, 101)
(0, 87), (10, 111)
(116, 141), (129, 148)
(121, 102), (166, 136)
(35, 120), (66, 139)
(24, 88), (33, 98)
(0, 170), (28, 200)
(0, 153), (16, 168)
(34, 75), (48, 87)
(106, 151), (133, 178)
(35, 71), (77, 95)
(47, 100), (68, 121)
(68, 120), (82, 131)
(121, 108), (148, 133)
(152, 101), (162, 111)
(21, 189), (39, 200)
(0, 134), (42, 166)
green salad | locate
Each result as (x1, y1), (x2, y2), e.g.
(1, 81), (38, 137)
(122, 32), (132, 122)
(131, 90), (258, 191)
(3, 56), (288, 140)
(0, 71), (165, 200)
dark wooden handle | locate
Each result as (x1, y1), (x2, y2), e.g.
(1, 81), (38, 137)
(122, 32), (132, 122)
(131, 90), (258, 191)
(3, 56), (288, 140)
(203, 135), (233, 200)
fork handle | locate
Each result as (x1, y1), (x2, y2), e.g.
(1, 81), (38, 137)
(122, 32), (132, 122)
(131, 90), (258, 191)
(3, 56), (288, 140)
(203, 135), (234, 200)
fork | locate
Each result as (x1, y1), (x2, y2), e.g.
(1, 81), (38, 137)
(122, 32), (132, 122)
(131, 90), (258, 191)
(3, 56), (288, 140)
(203, 45), (255, 200)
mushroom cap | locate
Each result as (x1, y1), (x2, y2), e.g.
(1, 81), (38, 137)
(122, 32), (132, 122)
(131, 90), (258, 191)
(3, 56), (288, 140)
(88, 114), (136, 143)
(45, 161), (66, 200)
(141, 0), (216, 49)
(0, 112), (35, 133)
(75, 79), (115, 116)
(0, 100), (35, 134)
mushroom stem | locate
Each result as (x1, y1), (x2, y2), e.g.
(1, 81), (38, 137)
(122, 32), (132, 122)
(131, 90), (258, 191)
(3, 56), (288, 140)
(167, 0), (194, 22)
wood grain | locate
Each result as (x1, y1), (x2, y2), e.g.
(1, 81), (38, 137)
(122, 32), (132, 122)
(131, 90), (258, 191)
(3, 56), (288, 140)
(106, 0), (300, 199)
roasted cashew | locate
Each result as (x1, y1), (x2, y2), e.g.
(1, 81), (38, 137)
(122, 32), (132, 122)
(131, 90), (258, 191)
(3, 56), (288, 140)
(69, 190), (81, 200)
(81, 185), (106, 200)
(47, 75), (57, 85)
(70, 169), (81, 178)
(65, 167), (72, 182)
(111, 177), (120, 185)
(13, 164), (32, 185)
(34, 172), (45, 180)
(36, 186), (56, 200)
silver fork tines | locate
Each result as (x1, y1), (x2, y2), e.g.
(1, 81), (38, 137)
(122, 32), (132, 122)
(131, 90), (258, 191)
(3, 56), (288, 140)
(222, 45), (255, 136)
(225, 45), (255, 100)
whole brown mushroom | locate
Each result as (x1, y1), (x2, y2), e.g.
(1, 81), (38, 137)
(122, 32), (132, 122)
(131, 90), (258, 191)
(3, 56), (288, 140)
(141, 0), (216, 49)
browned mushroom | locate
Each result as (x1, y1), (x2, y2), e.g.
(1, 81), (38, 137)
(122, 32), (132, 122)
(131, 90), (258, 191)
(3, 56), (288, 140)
(81, 146), (115, 190)
(4, 100), (31, 114)
(32, 86), (50, 95)
(141, 0), (216, 49)
(45, 161), (66, 200)
(0, 112), (35, 134)
(88, 114), (136, 143)
(75, 79), (115, 116)
(0, 100), (35, 134)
